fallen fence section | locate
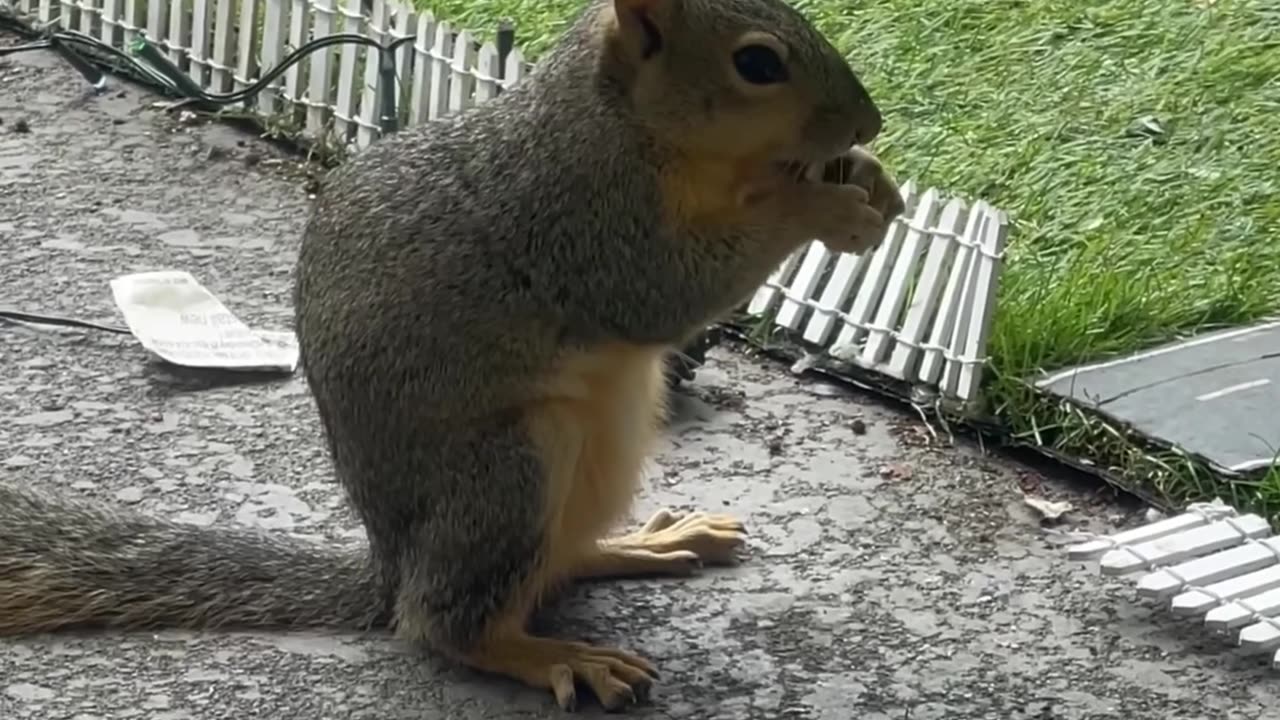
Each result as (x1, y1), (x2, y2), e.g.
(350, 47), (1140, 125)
(1063, 498), (1280, 669)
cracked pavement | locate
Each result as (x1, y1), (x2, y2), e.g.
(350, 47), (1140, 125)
(2, 34), (1278, 720)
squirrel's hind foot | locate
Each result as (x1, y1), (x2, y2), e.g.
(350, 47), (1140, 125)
(575, 509), (747, 580)
(465, 633), (658, 712)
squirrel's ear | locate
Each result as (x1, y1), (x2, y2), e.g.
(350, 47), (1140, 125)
(611, 0), (670, 61)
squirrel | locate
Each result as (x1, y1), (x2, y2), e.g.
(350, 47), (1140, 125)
(0, 0), (904, 712)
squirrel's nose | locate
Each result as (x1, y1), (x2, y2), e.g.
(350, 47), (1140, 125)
(842, 70), (882, 145)
(854, 106), (882, 145)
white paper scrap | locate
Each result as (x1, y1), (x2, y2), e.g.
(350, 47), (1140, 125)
(109, 270), (299, 373)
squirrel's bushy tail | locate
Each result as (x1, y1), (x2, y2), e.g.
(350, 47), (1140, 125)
(0, 483), (388, 635)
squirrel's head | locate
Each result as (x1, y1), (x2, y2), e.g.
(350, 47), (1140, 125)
(598, 0), (882, 171)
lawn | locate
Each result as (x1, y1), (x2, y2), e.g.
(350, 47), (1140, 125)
(419, 0), (1280, 514)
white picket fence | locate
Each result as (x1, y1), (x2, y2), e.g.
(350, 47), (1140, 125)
(746, 183), (1008, 407)
(1066, 500), (1280, 669)
(7, 0), (1010, 408)
(10, 0), (532, 148)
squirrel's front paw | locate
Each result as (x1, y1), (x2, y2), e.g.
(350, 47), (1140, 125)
(798, 183), (888, 255)
(803, 147), (906, 254)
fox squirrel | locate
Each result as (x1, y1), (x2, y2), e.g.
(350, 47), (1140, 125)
(0, 0), (904, 711)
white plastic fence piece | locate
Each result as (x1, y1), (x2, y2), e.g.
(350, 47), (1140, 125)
(857, 188), (943, 369)
(1239, 617), (1280, 653)
(120, 0), (140, 45)
(885, 197), (970, 379)
(800, 180), (918, 347)
(937, 208), (988, 400)
(503, 46), (527, 88)
(305, 0), (336, 135)
(356, 0), (390, 147)
(952, 205), (1008, 402)
(474, 41), (501, 103)
(1067, 502), (1239, 561)
(165, 0), (188, 67)
(1205, 584), (1280, 631)
(77, 0), (93, 34)
(774, 241), (834, 331)
(234, 0), (260, 97)
(448, 29), (477, 115)
(209, 0), (236, 93)
(916, 206), (978, 386)
(830, 190), (923, 351)
(1137, 534), (1280, 599)
(745, 250), (803, 318)
(188, 0), (213, 86)
(1064, 499), (1280, 671)
(145, 0), (166, 49)
(1098, 515), (1272, 576)
(100, 0), (118, 44)
(427, 21), (454, 120)
(408, 11), (438, 125)
(389, 4), (417, 125)
(258, 0), (289, 114)
(1172, 563), (1280, 616)
(332, 0), (365, 139)
(284, 0), (312, 109)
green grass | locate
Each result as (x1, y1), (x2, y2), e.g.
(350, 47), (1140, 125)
(417, 0), (1280, 515)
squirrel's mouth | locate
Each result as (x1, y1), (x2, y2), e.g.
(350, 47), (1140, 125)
(775, 158), (839, 185)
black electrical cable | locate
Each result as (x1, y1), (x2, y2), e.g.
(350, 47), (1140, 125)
(0, 310), (130, 334)
(2, 15), (416, 119)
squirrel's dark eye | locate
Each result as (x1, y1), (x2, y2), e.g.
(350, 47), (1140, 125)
(732, 44), (788, 85)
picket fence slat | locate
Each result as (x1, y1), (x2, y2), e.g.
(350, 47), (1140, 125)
(408, 11), (438, 125)
(917, 205), (977, 386)
(120, 0), (140, 44)
(1172, 563), (1280, 616)
(800, 180), (917, 347)
(503, 46), (526, 87)
(427, 21), (452, 120)
(188, 0), (213, 86)
(953, 207), (1008, 403)
(773, 241), (831, 331)
(1098, 515), (1272, 576)
(100, 0), (118, 45)
(745, 250), (803, 318)
(166, 0), (189, 67)
(209, 0), (236, 93)
(830, 192), (918, 352)
(78, 0), (94, 35)
(305, 0), (336, 135)
(1137, 534), (1280, 600)
(448, 29), (476, 114)
(145, 0), (166, 51)
(333, 0), (365, 139)
(858, 189), (943, 370)
(284, 0), (312, 108)
(389, 4), (417, 126)
(259, 0), (290, 114)
(885, 198), (968, 380)
(234, 0), (260, 96)
(475, 41), (501, 103)
(356, 0), (390, 147)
